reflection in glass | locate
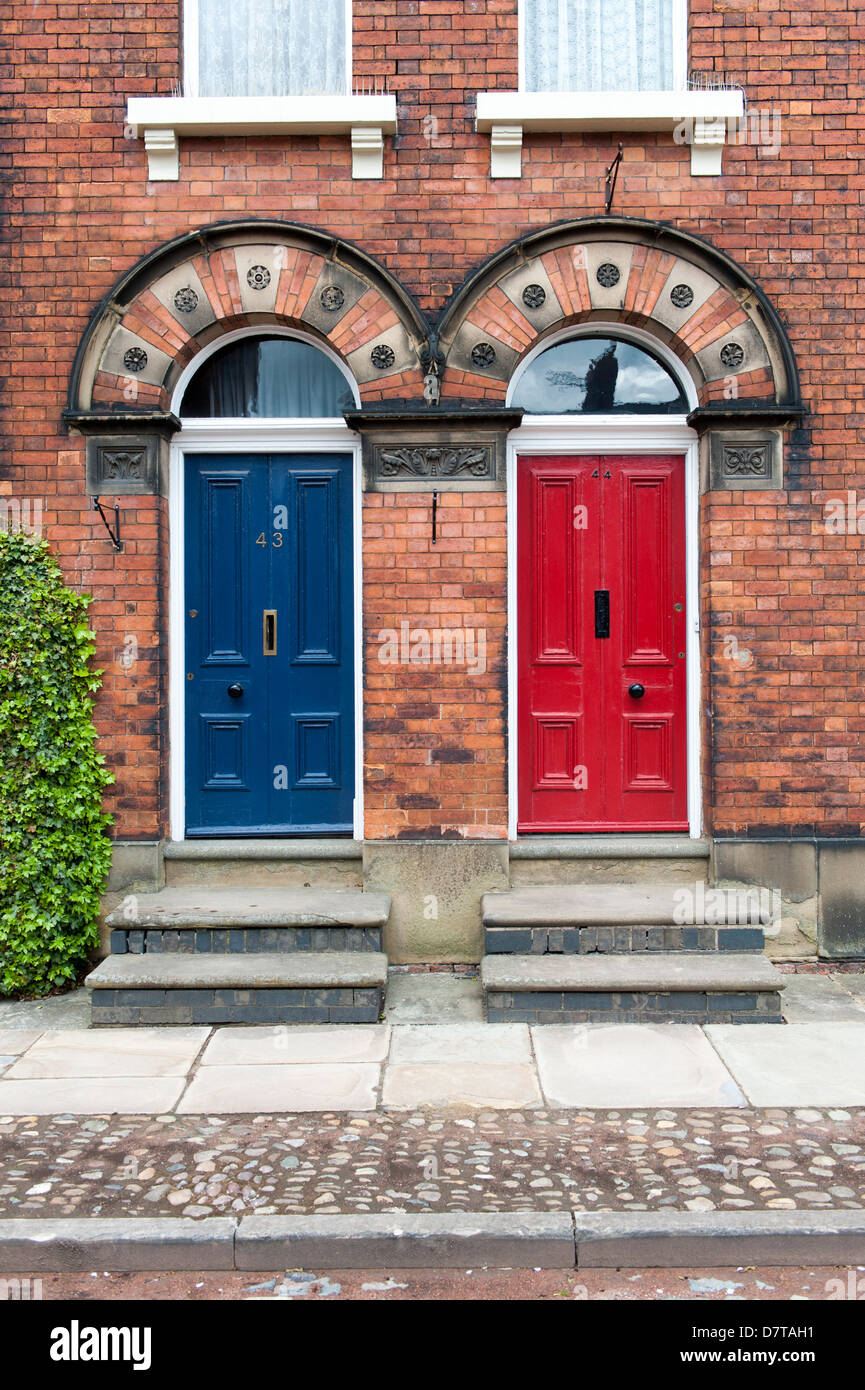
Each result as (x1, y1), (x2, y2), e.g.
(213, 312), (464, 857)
(180, 336), (354, 417)
(511, 337), (688, 414)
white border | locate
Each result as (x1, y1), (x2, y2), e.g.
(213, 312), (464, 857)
(183, 0), (353, 99)
(168, 333), (363, 842)
(517, 0), (689, 93)
(505, 326), (701, 839)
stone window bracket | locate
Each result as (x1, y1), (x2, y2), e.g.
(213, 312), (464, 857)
(476, 90), (746, 178)
(126, 96), (398, 182)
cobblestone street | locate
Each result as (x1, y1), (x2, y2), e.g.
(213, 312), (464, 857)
(1, 1107), (861, 1222)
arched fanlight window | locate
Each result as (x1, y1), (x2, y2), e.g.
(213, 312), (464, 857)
(511, 335), (688, 414)
(180, 335), (355, 417)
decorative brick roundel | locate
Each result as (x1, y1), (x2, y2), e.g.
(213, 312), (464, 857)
(320, 284), (345, 312)
(122, 346), (148, 373)
(596, 262), (621, 288)
(246, 264), (271, 291)
(670, 283), (694, 309)
(173, 287), (199, 313)
(471, 341), (497, 368)
(720, 341), (745, 369)
(370, 343), (395, 370)
(522, 283), (546, 309)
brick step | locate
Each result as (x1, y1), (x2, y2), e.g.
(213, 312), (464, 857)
(481, 952), (785, 1025)
(162, 840), (363, 889)
(485, 923), (765, 954)
(106, 887), (389, 957)
(85, 952), (388, 1026)
(509, 836), (711, 886)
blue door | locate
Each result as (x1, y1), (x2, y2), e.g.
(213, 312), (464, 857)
(184, 453), (355, 835)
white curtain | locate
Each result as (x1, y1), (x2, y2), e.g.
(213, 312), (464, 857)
(524, 0), (674, 91)
(197, 0), (347, 97)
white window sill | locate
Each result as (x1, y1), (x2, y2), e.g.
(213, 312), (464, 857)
(475, 89), (745, 177)
(126, 95), (398, 181)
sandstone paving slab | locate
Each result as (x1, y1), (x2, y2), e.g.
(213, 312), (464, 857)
(5, 1028), (209, 1080)
(834, 973), (865, 1001)
(0, 1077), (184, 1115)
(780, 974), (865, 1023)
(705, 1022), (865, 1106)
(0, 988), (91, 1031)
(0, 1030), (41, 1055)
(389, 1022), (532, 1065)
(177, 1063), (380, 1113)
(0, 1108), (861, 1219)
(382, 1063), (541, 1109)
(201, 1024), (390, 1067)
(385, 974), (484, 1024)
(532, 1024), (745, 1109)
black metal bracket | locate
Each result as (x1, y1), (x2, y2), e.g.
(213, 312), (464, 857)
(432, 489), (438, 545)
(91, 495), (122, 551)
(604, 144), (624, 215)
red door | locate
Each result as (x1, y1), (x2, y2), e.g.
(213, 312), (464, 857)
(517, 454), (688, 832)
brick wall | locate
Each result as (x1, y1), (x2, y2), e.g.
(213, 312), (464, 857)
(1, 0), (863, 838)
(363, 491), (507, 838)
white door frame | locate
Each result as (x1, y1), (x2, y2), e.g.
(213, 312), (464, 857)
(167, 419), (364, 842)
(506, 418), (702, 840)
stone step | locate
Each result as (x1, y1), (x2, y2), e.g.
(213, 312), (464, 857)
(86, 952), (388, 1026)
(509, 836), (711, 886)
(483, 883), (774, 929)
(106, 888), (389, 956)
(163, 839), (363, 889)
(481, 952), (785, 1025)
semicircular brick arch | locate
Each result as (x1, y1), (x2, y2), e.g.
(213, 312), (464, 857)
(436, 217), (801, 410)
(69, 221), (429, 413)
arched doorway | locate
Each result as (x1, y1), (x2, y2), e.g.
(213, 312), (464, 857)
(506, 326), (700, 836)
(170, 329), (362, 838)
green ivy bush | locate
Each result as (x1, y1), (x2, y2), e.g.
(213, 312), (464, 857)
(0, 531), (113, 996)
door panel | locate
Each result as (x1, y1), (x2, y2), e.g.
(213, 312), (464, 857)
(518, 457), (605, 828)
(518, 453), (688, 832)
(185, 453), (354, 835)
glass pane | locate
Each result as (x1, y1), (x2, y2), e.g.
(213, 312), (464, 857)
(523, 0), (674, 92)
(180, 337), (354, 417)
(197, 0), (346, 97)
(511, 337), (688, 413)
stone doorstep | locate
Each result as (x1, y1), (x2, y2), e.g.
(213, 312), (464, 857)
(104, 887), (391, 930)
(480, 951), (785, 994)
(163, 839), (363, 862)
(85, 951), (389, 991)
(508, 836), (711, 860)
(3, 1212), (865, 1272)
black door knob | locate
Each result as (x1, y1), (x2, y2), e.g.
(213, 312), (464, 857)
(628, 683), (645, 699)
(227, 682), (244, 699)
